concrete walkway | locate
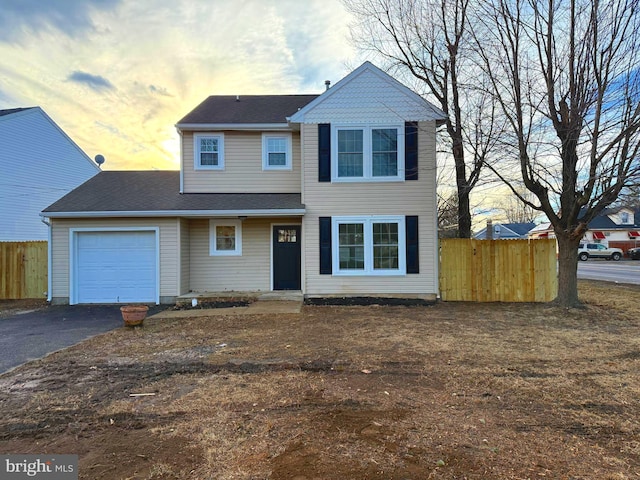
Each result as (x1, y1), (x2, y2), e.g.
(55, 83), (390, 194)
(149, 299), (302, 319)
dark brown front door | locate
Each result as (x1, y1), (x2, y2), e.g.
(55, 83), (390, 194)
(273, 225), (301, 290)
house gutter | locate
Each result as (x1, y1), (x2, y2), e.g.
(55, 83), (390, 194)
(41, 209), (306, 218)
(176, 123), (291, 131)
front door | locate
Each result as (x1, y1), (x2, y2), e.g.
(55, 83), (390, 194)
(273, 225), (301, 290)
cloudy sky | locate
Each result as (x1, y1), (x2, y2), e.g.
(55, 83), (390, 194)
(0, 0), (357, 170)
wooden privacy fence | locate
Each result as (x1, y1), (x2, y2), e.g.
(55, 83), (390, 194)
(439, 239), (557, 302)
(0, 241), (48, 299)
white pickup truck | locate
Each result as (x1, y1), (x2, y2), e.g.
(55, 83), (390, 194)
(578, 243), (623, 261)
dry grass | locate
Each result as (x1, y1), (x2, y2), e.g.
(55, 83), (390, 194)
(0, 280), (639, 479)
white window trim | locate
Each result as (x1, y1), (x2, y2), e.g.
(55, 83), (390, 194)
(331, 215), (406, 276)
(194, 133), (225, 170)
(331, 125), (404, 182)
(262, 133), (292, 170)
(209, 220), (242, 256)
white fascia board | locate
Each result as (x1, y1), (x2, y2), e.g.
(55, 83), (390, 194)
(42, 209), (306, 218)
(175, 123), (291, 131)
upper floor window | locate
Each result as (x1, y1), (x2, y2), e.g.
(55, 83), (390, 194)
(209, 220), (242, 256)
(195, 134), (224, 170)
(621, 212), (630, 223)
(262, 133), (292, 170)
(332, 125), (404, 182)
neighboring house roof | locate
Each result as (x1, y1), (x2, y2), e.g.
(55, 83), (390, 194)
(0, 107), (35, 117)
(503, 222), (537, 236)
(42, 171), (305, 217)
(474, 222), (536, 239)
(579, 206), (640, 229)
(176, 95), (319, 126)
(289, 61), (447, 124)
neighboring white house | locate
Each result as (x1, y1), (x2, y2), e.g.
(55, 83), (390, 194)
(0, 107), (100, 241)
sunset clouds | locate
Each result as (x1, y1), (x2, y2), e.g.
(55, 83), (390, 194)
(0, 0), (355, 169)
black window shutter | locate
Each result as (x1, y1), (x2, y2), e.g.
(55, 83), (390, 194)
(405, 122), (418, 180)
(319, 217), (332, 274)
(406, 216), (419, 273)
(318, 124), (331, 182)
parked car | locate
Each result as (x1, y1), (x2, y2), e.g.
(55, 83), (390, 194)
(628, 247), (640, 260)
(578, 243), (623, 261)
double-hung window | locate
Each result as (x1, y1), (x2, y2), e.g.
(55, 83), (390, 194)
(262, 133), (292, 170)
(332, 216), (406, 275)
(195, 134), (224, 170)
(210, 220), (242, 256)
(332, 125), (403, 182)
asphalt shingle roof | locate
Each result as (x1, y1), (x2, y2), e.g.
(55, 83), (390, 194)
(502, 222), (537, 236)
(176, 95), (319, 125)
(42, 171), (304, 215)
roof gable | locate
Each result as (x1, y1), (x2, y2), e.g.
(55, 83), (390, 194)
(0, 106), (99, 172)
(289, 62), (446, 124)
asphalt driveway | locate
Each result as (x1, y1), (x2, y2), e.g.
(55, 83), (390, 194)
(0, 304), (165, 374)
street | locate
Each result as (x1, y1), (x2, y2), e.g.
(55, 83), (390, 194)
(577, 259), (640, 285)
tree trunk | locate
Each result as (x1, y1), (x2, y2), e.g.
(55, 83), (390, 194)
(554, 232), (582, 307)
(457, 188), (472, 238)
(453, 136), (472, 238)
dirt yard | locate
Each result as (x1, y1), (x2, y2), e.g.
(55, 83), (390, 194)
(0, 281), (639, 479)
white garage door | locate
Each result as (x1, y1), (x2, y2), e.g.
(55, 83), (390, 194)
(74, 230), (157, 304)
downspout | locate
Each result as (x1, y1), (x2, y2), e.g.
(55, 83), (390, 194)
(177, 128), (184, 193)
(41, 216), (52, 302)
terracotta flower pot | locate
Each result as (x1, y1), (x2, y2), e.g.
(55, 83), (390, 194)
(120, 305), (149, 327)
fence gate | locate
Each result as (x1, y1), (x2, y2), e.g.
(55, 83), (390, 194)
(0, 241), (48, 299)
(439, 239), (557, 302)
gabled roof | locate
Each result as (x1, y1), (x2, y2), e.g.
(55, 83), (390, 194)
(502, 222), (537, 236)
(289, 61), (447, 124)
(176, 95), (318, 127)
(0, 106), (99, 173)
(580, 206), (640, 229)
(42, 171), (304, 217)
(474, 222), (536, 239)
(0, 107), (35, 118)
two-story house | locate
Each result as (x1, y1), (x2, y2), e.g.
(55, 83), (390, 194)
(42, 62), (446, 305)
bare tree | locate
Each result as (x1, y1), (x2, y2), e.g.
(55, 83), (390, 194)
(475, 0), (640, 306)
(344, 0), (500, 238)
(501, 189), (538, 223)
(438, 191), (460, 237)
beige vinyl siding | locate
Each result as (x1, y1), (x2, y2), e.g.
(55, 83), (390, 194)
(182, 131), (302, 193)
(302, 121), (439, 297)
(179, 218), (190, 295)
(188, 217), (301, 292)
(50, 218), (179, 302)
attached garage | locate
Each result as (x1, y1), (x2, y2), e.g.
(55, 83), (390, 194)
(71, 229), (159, 304)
